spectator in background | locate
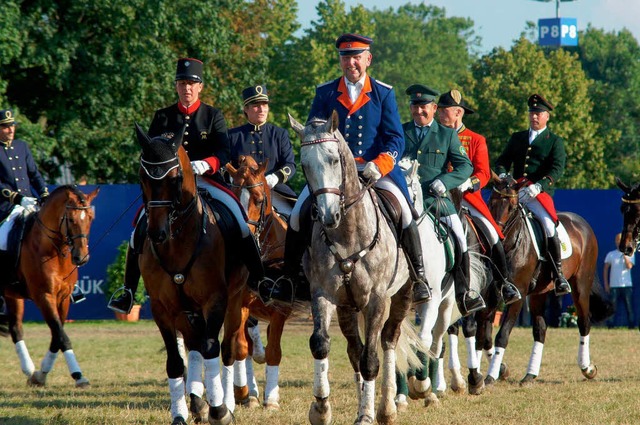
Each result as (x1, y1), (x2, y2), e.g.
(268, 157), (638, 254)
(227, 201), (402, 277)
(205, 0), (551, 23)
(604, 233), (635, 329)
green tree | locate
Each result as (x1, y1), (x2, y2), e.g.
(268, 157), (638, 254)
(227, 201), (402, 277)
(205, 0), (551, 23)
(463, 38), (612, 188)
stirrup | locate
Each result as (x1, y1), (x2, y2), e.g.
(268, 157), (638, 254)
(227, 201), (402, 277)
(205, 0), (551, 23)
(458, 289), (486, 317)
(554, 278), (571, 296)
(70, 290), (86, 304)
(501, 282), (521, 305)
(256, 276), (294, 306)
(107, 287), (134, 314)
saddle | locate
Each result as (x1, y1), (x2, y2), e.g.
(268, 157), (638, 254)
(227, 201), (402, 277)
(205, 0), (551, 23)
(462, 210), (492, 256)
(520, 206), (573, 261)
(0, 211), (36, 290)
(374, 188), (402, 239)
(199, 188), (242, 251)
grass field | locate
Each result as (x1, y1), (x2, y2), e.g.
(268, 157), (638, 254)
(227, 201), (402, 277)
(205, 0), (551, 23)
(1, 318), (639, 425)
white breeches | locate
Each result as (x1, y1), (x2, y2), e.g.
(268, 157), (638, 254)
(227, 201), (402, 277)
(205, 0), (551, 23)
(522, 198), (556, 236)
(440, 213), (467, 252)
(0, 205), (27, 250)
(463, 201), (499, 245)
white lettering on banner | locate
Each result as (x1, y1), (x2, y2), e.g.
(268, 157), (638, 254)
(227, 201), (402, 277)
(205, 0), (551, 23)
(540, 26), (549, 38)
(561, 25), (577, 38)
(74, 276), (105, 295)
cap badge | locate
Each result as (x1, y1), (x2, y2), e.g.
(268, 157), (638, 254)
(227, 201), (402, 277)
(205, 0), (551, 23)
(451, 90), (462, 104)
(256, 85), (263, 94)
(417, 93), (422, 98)
(184, 61), (191, 67)
(3, 110), (12, 120)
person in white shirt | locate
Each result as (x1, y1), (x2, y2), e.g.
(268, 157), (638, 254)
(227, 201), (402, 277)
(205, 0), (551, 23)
(603, 233), (635, 329)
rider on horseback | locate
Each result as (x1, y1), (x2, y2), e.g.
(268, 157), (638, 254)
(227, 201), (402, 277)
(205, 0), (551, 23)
(108, 58), (264, 314)
(495, 93), (571, 296)
(258, 33), (432, 305)
(436, 89), (521, 305)
(401, 85), (486, 317)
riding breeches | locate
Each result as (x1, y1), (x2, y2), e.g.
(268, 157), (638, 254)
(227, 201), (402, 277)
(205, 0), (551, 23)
(0, 205), (28, 251)
(196, 178), (251, 238)
(440, 213), (467, 252)
(271, 191), (293, 216)
(463, 201), (499, 245)
(522, 198), (556, 236)
(289, 175), (413, 232)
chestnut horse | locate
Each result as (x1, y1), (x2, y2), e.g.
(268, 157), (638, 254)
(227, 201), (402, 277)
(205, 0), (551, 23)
(225, 155), (291, 410)
(135, 124), (247, 425)
(616, 178), (640, 256)
(2, 185), (99, 388)
(487, 175), (612, 385)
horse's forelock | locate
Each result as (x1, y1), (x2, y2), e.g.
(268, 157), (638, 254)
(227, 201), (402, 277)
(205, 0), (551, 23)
(142, 136), (179, 163)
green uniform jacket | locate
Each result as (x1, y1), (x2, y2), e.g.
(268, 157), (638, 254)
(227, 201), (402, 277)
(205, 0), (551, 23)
(495, 128), (565, 195)
(403, 121), (472, 215)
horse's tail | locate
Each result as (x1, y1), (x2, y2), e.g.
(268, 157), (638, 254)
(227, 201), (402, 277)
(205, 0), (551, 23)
(396, 317), (429, 373)
(469, 250), (489, 299)
(588, 273), (615, 323)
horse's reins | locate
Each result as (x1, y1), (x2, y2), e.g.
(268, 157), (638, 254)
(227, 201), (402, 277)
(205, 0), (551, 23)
(36, 203), (93, 256)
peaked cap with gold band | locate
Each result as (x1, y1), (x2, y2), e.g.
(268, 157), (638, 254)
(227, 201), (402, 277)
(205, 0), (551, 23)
(0, 109), (16, 126)
(335, 33), (373, 56)
(437, 89), (475, 114)
(242, 85), (269, 106)
(528, 93), (554, 112)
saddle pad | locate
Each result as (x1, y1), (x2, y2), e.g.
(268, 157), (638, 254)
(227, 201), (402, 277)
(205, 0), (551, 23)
(524, 212), (572, 260)
(423, 211), (455, 272)
(557, 222), (573, 260)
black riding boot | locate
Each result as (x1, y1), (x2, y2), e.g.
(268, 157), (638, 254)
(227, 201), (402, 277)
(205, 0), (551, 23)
(401, 221), (432, 305)
(107, 245), (140, 314)
(548, 233), (571, 296)
(455, 251), (486, 317)
(242, 233), (265, 287)
(491, 241), (521, 305)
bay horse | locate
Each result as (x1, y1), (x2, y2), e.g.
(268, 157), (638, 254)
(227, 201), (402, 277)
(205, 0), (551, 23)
(289, 112), (422, 425)
(135, 124), (247, 425)
(2, 185), (99, 388)
(225, 154), (291, 409)
(616, 178), (640, 256)
(487, 174), (612, 385)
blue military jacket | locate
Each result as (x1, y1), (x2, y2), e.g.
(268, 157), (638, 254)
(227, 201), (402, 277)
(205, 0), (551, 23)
(0, 139), (48, 221)
(307, 76), (411, 204)
(228, 122), (297, 197)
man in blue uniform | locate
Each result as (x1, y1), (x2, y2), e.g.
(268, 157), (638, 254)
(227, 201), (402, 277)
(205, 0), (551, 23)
(0, 109), (55, 318)
(261, 33), (432, 305)
(228, 85), (297, 216)
(108, 58), (263, 314)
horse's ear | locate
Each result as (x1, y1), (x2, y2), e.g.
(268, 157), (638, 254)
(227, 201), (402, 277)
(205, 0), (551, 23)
(225, 162), (237, 175)
(490, 169), (500, 183)
(135, 122), (151, 149)
(169, 124), (186, 153)
(616, 177), (631, 193)
(86, 187), (100, 203)
(258, 158), (269, 177)
(329, 110), (340, 133)
(288, 113), (305, 136)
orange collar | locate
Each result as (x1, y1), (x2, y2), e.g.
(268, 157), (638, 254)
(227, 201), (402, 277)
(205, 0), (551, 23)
(337, 76), (372, 115)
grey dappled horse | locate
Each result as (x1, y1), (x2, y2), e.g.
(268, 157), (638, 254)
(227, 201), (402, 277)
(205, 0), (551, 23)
(289, 112), (417, 425)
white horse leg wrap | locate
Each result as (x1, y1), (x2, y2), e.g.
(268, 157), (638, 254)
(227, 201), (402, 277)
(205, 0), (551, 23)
(448, 334), (461, 370)
(222, 364), (235, 412)
(313, 358), (330, 399)
(526, 341), (544, 377)
(41, 350), (58, 373)
(63, 349), (81, 376)
(359, 380), (376, 420)
(176, 337), (187, 366)
(187, 351), (204, 398)
(466, 336), (479, 369)
(476, 350), (484, 365)
(487, 346), (505, 380)
(234, 358), (247, 388)
(436, 358), (446, 392)
(382, 349), (397, 395)
(15, 340), (35, 377)
(578, 335), (591, 370)
(204, 357), (224, 408)
(247, 324), (265, 359)
(265, 365), (280, 403)
(246, 357), (259, 398)
(354, 372), (363, 402)
(168, 377), (189, 420)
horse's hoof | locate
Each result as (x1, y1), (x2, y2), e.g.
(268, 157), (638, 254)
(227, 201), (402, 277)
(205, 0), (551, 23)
(374, 410), (394, 425)
(484, 375), (496, 387)
(450, 369), (467, 393)
(239, 395), (260, 409)
(499, 363), (510, 380)
(27, 371), (46, 387)
(394, 394), (408, 412)
(408, 376), (430, 400)
(519, 373), (537, 386)
(581, 364), (597, 379)
(435, 390), (447, 399)
(75, 376), (90, 389)
(172, 416), (187, 425)
(208, 404), (234, 425)
(356, 414), (375, 425)
(190, 394), (209, 423)
(263, 399), (280, 410)
(423, 392), (440, 408)
(468, 370), (485, 395)
(252, 350), (266, 365)
(309, 397), (332, 425)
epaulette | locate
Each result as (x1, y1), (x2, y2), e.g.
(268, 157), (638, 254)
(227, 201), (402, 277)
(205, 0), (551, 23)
(316, 80), (333, 89)
(376, 80), (393, 89)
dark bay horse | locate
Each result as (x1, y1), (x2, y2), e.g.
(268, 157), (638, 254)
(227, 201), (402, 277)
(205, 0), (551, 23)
(3, 185), (99, 388)
(135, 124), (247, 425)
(487, 175), (612, 385)
(616, 178), (640, 256)
(289, 112), (421, 425)
(226, 155), (291, 410)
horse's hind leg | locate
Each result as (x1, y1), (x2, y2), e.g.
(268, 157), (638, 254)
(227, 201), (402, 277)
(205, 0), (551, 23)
(574, 280), (597, 379)
(262, 312), (287, 410)
(486, 298), (523, 385)
(447, 321), (466, 393)
(460, 315), (484, 395)
(309, 296), (335, 425)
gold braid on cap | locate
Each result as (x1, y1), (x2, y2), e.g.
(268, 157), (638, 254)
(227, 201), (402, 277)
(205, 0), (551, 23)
(451, 90), (462, 104)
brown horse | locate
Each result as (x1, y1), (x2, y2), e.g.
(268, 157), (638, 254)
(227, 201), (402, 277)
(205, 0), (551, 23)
(486, 174), (612, 385)
(226, 155), (291, 410)
(135, 124), (247, 425)
(616, 178), (640, 255)
(3, 185), (99, 388)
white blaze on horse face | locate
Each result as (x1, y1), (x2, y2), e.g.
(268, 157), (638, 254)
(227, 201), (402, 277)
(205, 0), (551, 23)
(301, 141), (343, 227)
(80, 210), (86, 221)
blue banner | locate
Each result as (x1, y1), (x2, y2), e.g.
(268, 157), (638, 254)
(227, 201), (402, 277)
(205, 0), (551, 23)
(539, 18), (578, 46)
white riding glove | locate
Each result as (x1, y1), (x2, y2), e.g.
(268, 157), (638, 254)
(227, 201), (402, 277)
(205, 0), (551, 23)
(498, 173), (507, 180)
(398, 157), (412, 171)
(20, 196), (38, 213)
(430, 179), (447, 196)
(190, 160), (211, 176)
(457, 178), (473, 192)
(362, 162), (382, 182)
(518, 183), (542, 203)
(265, 174), (279, 189)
